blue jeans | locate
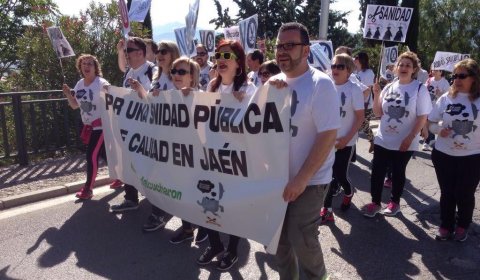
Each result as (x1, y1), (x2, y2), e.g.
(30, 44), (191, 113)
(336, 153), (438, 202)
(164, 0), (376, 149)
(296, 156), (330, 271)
(276, 184), (329, 280)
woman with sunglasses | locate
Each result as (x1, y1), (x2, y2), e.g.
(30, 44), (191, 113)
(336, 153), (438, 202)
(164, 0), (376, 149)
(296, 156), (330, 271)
(258, 60), (281, 85)
(428, 59), (480, 242)
(363, 51), (432, 218)
(150, 41), (180, 94)
(320, 54), (365, 224)
(62, 54), (109, 200)
(196, 40), (257, 271)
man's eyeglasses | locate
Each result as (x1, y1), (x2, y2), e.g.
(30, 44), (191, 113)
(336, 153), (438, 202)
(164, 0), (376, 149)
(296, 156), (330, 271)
(275, 42), (307, 51)
(331, 64), (346, 71)
(259, 71), (271, 78)
(155, 49), (169, 55)
(214, 52), (237, 60)
(170, 68), (190, 76)
(452, 73), (471, 80)
(196, 52), (208, 57)
(126, 47), (140, 53)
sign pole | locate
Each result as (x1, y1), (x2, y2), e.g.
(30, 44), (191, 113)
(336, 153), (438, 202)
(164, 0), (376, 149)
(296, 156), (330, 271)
(377, 41), (385, 82)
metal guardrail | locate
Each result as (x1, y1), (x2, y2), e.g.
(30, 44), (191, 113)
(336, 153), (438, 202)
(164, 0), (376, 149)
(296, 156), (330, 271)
(0, 90), (84, 166)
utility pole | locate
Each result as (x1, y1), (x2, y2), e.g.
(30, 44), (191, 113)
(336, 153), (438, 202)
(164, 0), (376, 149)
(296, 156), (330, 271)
(319, 0), (329, 40)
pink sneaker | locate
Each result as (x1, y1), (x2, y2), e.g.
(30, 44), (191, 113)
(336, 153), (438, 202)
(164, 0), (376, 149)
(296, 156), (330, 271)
(75, 187), (93, 200)
(320, 208), (334, 224)
(383, 201), (400, 216)
(454, 227), (468, 242)
(363, 203), (381, 218)
(383, 178), (392, 188)
(110, 179), (124, 189)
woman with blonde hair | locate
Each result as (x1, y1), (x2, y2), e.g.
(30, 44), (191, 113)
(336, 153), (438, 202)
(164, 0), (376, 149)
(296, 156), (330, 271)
(429, 58), (480, 242)
(363, 51), (432, 218)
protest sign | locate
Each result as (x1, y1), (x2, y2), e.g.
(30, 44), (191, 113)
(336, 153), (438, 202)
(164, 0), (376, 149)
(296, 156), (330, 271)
(432, 51), (470, 72)
(118, 0), (130, 38)
(238, 14), (258, 54)
(174, 27), (197, 57)
(308, 40), (331, 72)
(101, 85), (291, 252)
(363, 5), (413, 43)
(185, 0), (200, 53)
(223, 26), (240, 42)
(199, 30), (215, 56)
(46, 27), (75, 58)
(128, 0), (151, 22)
(380, 46), (398, 80)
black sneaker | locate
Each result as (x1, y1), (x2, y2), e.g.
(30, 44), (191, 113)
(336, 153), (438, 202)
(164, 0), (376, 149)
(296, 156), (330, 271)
(110, 200), (139, 212)
(217, 252), (238, 271)
(195, 228), (208, 244)
(142, 214), (166, 232)
(169, 230), (194, 244)
(196, 246), (224, 265)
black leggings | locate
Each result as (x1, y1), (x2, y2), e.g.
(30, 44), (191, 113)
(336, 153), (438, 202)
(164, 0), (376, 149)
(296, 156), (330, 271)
(207, 229), (240, 255)
(431, 149), (480, 230)
(370, 145), (413, 204)
(324, 146), (354, 208)
(85, 130), (106, 190)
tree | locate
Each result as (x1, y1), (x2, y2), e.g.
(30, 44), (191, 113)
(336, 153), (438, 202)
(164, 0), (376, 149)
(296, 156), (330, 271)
(401, 0), (419, 53)
(417, 0), (480, 66)
(0, 0), (59, 75)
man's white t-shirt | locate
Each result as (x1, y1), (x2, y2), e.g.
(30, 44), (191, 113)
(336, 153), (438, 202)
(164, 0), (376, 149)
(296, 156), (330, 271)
(375, 80), (432, 151)
(248, 71), (261, 87)
(73, 76), (110, 129)
(274, 67), (340, 185)
(336, 80), (365, 146)
(428, 92), (480, 156)
(425, 77), (450, 102)
(123, 61), (157, 91)
(199, 62), (213, 91)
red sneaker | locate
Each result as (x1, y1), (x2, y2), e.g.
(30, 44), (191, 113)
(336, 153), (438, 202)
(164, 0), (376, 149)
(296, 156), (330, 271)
(110, 179), (124, 189)
(75, 187), (93, 200)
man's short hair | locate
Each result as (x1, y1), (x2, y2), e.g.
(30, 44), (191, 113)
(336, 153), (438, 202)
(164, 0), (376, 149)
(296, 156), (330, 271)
(144, 38), (158, 54)
(249, 49), (264, 64)
(128, 37), (147, 56)
(278, 22), (310, 45)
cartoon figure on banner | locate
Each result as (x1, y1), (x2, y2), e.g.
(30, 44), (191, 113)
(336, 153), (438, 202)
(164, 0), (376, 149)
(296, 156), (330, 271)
(385, 90), (410, 125)
(373, 26), (381, 39)
(383, 25), (393, 41)
(366, 27), (373, 38)
(394, 25), (404, 42)
(197, 180), (225, 217)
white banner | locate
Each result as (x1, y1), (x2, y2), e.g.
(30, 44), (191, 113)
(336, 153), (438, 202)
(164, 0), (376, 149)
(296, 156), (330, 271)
(238, 14), (258, 54)
(199, 30), (215, 56)
(46, 27), (75, 58)
(185, 0), (200, 53)
(128, 0), (151, 22)
(432, 51), (470, 72)
(174, 27), (197, 57)
(363, 5), (413, 43)
(223, 26), (240, 42)
(380, 46), (398, 80)
(101, 85), (291, 252)
(118, 0), (130, 38)
(308, 40), (331, 72)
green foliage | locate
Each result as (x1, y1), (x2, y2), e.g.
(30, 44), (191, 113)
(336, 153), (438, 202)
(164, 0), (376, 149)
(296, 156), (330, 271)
(0, 0), (59, 75)
(418, 0), (480, 66)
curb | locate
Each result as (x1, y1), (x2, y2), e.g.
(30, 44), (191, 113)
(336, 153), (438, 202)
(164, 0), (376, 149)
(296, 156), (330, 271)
(0, 176), (113, 210)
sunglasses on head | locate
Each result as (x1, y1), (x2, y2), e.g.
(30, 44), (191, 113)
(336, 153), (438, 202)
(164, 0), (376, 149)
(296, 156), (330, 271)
(331, 64), (346, 70)
(452, 73), (471, 80)
(214, 52), (237, 60)
(170, 68), (190, 76)
(126, 47), (140, 53)
(155, 49), (169, 55)
(259, 71), (271, 78)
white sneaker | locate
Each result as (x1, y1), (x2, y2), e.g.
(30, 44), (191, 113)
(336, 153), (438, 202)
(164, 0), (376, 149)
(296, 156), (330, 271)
(422, 143), (430, 151)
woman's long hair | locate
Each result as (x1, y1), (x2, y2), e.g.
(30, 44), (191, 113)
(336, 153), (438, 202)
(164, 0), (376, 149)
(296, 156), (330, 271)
(210, 40), (247, 92)
(449, 58), (480, 101)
